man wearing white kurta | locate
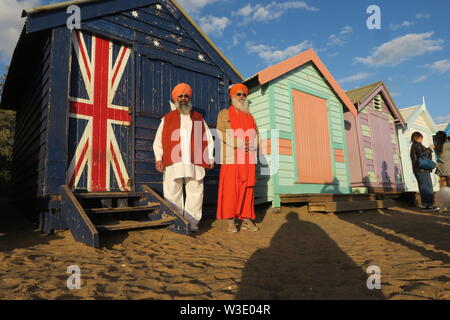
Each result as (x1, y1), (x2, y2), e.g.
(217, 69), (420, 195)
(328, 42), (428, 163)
(153, 83), (214, 233)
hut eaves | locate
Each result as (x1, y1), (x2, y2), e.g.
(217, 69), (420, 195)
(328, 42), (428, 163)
(249, 49), (358, 116)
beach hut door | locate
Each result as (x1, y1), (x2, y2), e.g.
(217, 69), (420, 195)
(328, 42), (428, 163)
(67, 31), (134, 192)
(369, 113), (395, 186)
(293, 90), (333, 184)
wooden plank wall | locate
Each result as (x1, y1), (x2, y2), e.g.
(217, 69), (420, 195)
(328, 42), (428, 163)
(83, 4), (230, 205)
(248, 83), (274, 205)
(11, 32), (52, 216)
(271, 62), (350, 194)
(359, 96), (404, 190)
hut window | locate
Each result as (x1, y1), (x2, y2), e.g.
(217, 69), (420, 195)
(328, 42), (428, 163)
(374, 95), (383, 111)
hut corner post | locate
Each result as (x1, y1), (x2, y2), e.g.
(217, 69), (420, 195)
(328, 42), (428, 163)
(39, 195), (66, 234)
(60, 185), (99, 248)
(142, 185), (190, 235)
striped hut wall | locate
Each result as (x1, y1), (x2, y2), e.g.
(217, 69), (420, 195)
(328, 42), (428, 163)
(249, 84), (274, 204)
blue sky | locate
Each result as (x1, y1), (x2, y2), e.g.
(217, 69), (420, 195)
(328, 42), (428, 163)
(1, 0), (449, 123)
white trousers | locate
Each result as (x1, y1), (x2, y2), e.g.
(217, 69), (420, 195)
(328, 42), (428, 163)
(163, 176), (204, 228)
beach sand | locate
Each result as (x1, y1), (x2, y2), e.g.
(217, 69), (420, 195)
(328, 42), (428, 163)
(0, 200), (449, 300)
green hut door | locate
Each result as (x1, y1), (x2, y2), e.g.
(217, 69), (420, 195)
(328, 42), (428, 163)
(292, 89), (333, 184)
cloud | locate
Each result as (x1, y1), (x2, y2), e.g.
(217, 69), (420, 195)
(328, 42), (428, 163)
(177, 0), (221, 12)
(0, 0), (42, 64)
(429, 59), (450, 74)
(389, 13), (431, 31)
(233, 1), (318, 24)
(436, 114), (450, 123)
(199, 15), (230, 36)
(354, 32), (444, 67)
(246, 40), (313, 63)
(390, 21), (414, 30)
(413, 75), (428, 83)
(328, 26), (353, 47)
(227, 32), (246, 49)
(416, 13), (431, 19)
(338, 72), (372, 85)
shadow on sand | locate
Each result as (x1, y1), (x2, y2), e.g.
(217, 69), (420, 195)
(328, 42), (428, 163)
(236, 211), (385, 300)
(337, 207), (450, 265)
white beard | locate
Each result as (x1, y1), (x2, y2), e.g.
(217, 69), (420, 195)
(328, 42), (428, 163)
(232, 97), (250, 114)
(175, 100), (193, 115)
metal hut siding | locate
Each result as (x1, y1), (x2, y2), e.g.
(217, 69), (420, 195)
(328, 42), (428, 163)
(1, 0), (242, 235)
(344, 82), (406, 194)
(245, 49), (358, 209)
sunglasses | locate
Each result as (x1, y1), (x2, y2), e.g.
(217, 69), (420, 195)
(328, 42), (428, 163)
(236, 93), (247, 97)
(178, 95), (190, 99)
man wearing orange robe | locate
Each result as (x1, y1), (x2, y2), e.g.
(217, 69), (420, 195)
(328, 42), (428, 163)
(216, 83), (259, 233)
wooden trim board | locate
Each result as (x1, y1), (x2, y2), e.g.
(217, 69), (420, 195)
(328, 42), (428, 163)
(308, 200), (397, 213)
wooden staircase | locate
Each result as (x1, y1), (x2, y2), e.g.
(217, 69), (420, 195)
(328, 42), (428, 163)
(60, 185), (190, 248)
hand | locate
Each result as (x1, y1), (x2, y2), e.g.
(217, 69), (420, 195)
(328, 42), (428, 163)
(429, 144), (435, 150)
(206, 163), (215, 170)
(156, 161), (164, 173)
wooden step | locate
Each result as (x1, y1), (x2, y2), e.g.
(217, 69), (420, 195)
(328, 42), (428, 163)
(75, 192), (146, 199)
(309, 200), (397, 213)
(95, 217), (177, 232)
(85, 205), (159, 214)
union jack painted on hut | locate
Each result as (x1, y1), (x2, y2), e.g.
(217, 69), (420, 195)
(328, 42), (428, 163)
(1, 0), (242, 245)
(68, 31), (132, 192)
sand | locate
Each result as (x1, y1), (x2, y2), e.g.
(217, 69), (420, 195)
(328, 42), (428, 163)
(0, 199), (449, 300)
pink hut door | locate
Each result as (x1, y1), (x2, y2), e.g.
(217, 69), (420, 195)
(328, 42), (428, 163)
(292, 90), (333, 184)
(369, 112), (395, 186)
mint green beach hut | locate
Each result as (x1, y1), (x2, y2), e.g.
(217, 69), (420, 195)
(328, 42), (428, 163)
(244, 49), (358, 209)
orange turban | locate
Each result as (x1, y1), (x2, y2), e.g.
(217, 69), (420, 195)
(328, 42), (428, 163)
(230, 83), (248, 98)
(172, 83), (193, 102)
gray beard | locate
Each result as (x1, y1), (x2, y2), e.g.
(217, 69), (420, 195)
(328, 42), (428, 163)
(176, 101), (193, 115)
(232, 97), (250, 113)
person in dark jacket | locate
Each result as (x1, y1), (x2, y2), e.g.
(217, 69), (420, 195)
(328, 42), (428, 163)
(410, 132), (439, 211)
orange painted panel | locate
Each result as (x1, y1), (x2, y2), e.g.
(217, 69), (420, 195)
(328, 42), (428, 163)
(261, 139), (271, 155)
(279, 139), (292, 149)
(279, 147), (292, 156)
(334, 149), (345, 162)
(260, 139), (292, 155)
(279, 139), (293, 156)
(293, 90), (333, 184)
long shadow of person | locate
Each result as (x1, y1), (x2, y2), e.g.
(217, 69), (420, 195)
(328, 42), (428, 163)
(381, 161), (393, 193)
(236, 212), (385, 300)
(337, 208), (450, 265)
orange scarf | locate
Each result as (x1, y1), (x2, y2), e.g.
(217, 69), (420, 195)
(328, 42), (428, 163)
(228, 105), (257, 185)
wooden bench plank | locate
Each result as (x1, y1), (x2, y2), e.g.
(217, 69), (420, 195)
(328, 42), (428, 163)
(309, 200), (397, 213)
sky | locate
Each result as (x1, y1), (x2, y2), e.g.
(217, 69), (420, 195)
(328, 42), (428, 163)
(1, 0), (449, 124)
